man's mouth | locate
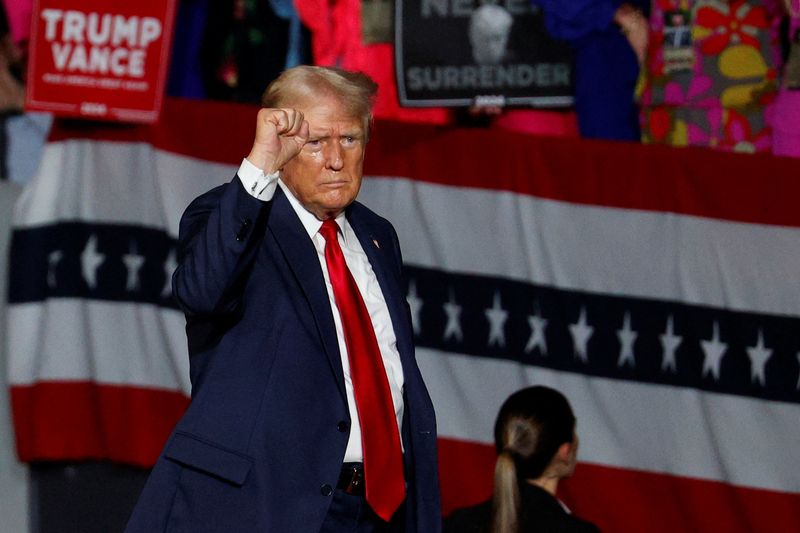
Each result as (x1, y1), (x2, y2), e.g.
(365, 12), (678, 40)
(320, 180), (349, 188)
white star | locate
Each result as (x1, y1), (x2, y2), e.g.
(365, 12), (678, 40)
(569, 307), (593, 363)
(81, 234), (105, 289)
(659, 315), (682, 374)
(406, 279), (423, 336)
(162, 248), (178, 298)
(443, 288), (463, 342)
(122, 241), (145, 292)
(485, 291), (508, 348)
(746, 329), (772, 386)
(616, 312), (637, 368)
(47, 250), (63, 289)
(701, 321), (727, 381)
(525, 306), (548, 356)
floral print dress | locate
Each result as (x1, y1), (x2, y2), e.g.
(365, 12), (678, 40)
(639, 0), (783, 153)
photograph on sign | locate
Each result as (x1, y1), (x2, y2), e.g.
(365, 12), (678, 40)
(396, 0), (575, 107)
(25, 0), (177, 124)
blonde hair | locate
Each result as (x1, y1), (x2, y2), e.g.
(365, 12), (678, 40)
(261, 65), (378, 139)
(490, 387), (575, 533)
(492, 419), (535, 533)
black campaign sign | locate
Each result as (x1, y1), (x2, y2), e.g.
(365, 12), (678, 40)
(396, 0), (575, 107)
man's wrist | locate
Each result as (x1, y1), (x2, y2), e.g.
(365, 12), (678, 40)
(614, 4), (645, 35)
(238, 158), (280, 200)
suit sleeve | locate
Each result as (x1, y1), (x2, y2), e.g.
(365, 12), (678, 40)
(172, 175), (271, 316)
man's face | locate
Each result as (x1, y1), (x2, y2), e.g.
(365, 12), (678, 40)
(281, 95), (366, 220)
(475, 27), (509, 64)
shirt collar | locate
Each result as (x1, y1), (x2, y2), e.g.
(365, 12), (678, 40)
(278, 178), (351, 245)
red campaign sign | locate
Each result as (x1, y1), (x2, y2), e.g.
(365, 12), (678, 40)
(25, 0), (177, 124)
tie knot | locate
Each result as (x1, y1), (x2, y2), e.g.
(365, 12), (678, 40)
(319, 219), (340, 242)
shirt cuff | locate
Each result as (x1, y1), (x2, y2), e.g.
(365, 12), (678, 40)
(237, 158), (280, 200)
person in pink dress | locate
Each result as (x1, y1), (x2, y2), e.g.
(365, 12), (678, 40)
(771, 0), (800, 157)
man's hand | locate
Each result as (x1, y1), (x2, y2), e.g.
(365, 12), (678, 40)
(781, 0), (798, 16)
(246, 108), (310, 174)
(614, 3), (649, 65)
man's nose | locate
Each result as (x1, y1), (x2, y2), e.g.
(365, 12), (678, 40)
(325, 142), (344, 171)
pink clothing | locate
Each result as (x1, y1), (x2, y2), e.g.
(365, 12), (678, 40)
(771, 1), (800, 157)
(3, 0), (33, 45)
(491, 110), (579, 137)
(771, 91), (800, 158)
(293, 0), (350, 67)
(294, 0), (451, 124)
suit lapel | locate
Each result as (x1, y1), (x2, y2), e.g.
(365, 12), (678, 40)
(266, 194), (414, 404)
(267, 189), (347, 400)
(348, 207), (415, 367)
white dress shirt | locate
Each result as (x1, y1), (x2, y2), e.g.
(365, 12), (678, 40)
(237, 158), (405, 462)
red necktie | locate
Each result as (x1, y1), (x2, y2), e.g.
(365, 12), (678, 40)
(319, 219), (405, 521)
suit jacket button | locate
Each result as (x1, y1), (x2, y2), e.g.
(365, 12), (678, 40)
(320, 484), (333, 496)
(337, 421), (349, 433)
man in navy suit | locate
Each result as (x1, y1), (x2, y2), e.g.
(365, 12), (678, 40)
(125, 66), (441, 533)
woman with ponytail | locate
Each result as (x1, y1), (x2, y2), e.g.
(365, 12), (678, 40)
(444, 386), (599, 533)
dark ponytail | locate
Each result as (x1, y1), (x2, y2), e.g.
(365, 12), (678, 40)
(489, 386), (576, 533)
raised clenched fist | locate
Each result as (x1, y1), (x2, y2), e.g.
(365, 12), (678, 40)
(247, 107), (310, 174)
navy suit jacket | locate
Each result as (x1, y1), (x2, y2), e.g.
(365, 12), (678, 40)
(126, 177), (441, 532)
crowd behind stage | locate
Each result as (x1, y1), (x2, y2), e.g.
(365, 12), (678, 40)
(1, 0), (800, 186)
